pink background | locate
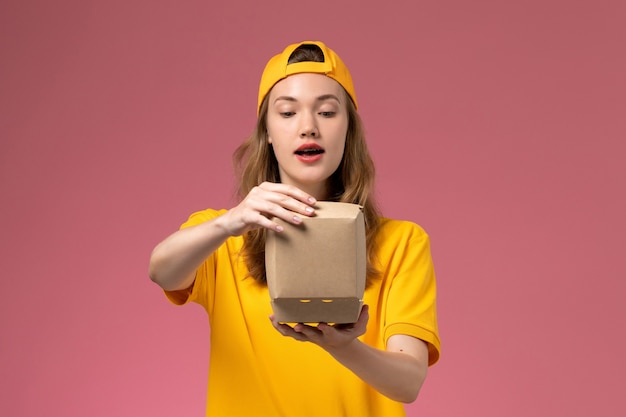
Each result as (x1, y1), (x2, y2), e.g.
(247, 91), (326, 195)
(1, 0), (625, 415)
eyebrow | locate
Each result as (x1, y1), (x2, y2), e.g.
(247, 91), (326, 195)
(273, 94), (341, 104)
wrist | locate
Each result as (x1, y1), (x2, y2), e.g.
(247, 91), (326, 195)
(325, 336), (362, 358)
(212, 211), (237, 238)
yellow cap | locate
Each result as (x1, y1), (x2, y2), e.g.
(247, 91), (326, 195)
(257, 41), (357, 114)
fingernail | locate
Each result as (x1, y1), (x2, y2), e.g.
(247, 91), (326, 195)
(308, 197), (316, 204)
(293, 215), (302, 223)
(305, 206), (314, 214)
(276, 225), (284, 232)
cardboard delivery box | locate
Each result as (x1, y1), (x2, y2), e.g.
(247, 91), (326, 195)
(265, 201), (366, 324)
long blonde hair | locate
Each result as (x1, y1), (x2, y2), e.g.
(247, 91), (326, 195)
(233, 46), (382, 283)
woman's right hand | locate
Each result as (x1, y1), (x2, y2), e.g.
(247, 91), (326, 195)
(220, 182), (317, 236)
(149, 182), (316, 290)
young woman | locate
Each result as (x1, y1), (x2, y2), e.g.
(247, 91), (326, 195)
(149, 41), (440, 417)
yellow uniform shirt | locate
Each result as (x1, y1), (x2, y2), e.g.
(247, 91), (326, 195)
(165, 209), (440, 417)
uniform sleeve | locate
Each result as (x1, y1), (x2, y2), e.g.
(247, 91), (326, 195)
(163, 209), (224, 311)
(382, 223), (441, 366)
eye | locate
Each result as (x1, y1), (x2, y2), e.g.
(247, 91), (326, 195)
(319, 111), (336, 117)
(280, 111), (295, 118)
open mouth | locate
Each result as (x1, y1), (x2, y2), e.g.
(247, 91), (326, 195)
(295, 144), (325, 156)
(295, 148), (325, 156)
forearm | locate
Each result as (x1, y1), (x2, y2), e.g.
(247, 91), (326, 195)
(325, 338), (428, 403)
(149, 183), (319, 290)
(148, 215), (231, 291)
(273, 306), (430, 403)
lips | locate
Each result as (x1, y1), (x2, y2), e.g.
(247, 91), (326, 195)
(295, 143), (325, 156)
(294, 143), (325, 163)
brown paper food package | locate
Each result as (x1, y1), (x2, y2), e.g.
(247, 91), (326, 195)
(265, 202), (366, 324)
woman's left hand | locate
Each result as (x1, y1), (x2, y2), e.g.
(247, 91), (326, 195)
(269, 305), (369, 350)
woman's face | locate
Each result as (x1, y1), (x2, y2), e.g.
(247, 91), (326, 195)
(266, 73), (349, 199)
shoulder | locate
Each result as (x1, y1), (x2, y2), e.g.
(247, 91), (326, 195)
(373, 217), (432, 260)
(376, 217), (430, 243)
(180, 208), (229, 229)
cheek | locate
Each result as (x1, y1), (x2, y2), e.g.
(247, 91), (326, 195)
(266, 122), (287, 144)
(328, 138), (347, 168)
(266, 117), (280, 144)
(266, 126), (285, 146)
(333, 127), (349, 153)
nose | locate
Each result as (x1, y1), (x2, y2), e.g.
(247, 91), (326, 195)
(299, 114), (319, 138)
(300, 128), (317, 138)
